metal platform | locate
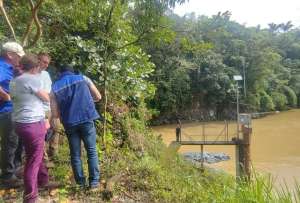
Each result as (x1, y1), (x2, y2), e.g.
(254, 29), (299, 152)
(174, 140), (238, 145)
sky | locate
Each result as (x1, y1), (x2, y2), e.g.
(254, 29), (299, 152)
(173, 0), (300, 28)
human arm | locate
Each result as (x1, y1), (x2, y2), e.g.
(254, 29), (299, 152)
(35, 90), (49, 102)
(0, 86), (10, 101)
(83, 75), (101, 102)
(0, 64), (12, 101)
(26, 76), (50, 102)
(50, 92), (61, 130)
(89, 82), (101, 102)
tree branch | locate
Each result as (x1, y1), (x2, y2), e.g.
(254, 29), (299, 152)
(112, 23), (183, 53)
(112, 31), (148, 53)
(22, 18), (34, 47)
(0, 0), (17, 41)
(102, 0), (117, 150)
(24, 0), (44, 48)
(104, 0), (116, 34)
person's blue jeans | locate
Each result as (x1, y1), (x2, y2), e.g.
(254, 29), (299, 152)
(65, 120), (100, 187)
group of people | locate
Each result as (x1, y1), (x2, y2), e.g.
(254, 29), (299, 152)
(0, 42), (102, 203)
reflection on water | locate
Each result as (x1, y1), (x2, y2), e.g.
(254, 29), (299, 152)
(152, 109), (300, 188)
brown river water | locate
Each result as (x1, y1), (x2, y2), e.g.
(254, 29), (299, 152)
(152, 109), (300, 188)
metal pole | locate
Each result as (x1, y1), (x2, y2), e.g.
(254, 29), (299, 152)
(243, 58), (246, 97)
(202, 123), (205, 142)
(226, 120), (229, 141)
(236, 83), (240, 139)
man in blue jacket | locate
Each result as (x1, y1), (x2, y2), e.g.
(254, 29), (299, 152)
(0, 42), (25, 185)
(50, 64), (101, 189)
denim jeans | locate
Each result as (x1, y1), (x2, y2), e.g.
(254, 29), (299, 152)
(0, 112), (22, 179)
(65, 120), (100, 187)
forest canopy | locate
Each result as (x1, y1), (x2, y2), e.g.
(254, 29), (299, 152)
(1, 1), (300, 123)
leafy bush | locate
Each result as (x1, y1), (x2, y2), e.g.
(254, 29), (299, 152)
(246, 93), (261, 111)
(271, 92), (288, 110)
(260, 91), (275, 111)
(282, 86), (297, 107)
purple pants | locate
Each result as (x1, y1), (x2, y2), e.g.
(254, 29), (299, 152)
(15, 121), (49, 203)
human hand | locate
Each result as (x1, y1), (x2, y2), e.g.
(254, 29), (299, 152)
(3, 94), (11, 101)
(45, 119), (50, 130)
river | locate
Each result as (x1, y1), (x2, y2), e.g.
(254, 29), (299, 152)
(152, 109), (300, 188)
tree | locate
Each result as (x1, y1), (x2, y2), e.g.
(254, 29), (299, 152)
(0, 0), (45, 48)
(268, 23), (279, 33)
(281, 21), (293, 32)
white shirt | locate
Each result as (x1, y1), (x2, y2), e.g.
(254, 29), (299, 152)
(38, 70), (52, 112)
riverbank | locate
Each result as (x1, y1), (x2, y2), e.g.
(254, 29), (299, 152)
(153, 109), (300, 190)
(151, 109), (281, 126)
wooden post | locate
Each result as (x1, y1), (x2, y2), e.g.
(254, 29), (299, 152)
(200, 144), (204, 170)
(235, 141), (241, 178)
(242, 125), (252, 179)
(236, 124), (252, 180)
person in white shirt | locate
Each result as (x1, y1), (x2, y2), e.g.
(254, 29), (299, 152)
(38, 53), (52, 117)
(37, 53), (59, 162)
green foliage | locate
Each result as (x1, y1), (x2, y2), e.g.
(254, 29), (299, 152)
(287, 43), (300, 59)
(2, 0), (300, 119)
(260, 91), (275, 111)
(142, 9), (300, 120)
(246, 93), (261, 111)
(191, 50), (235, 107)
(282, 86), (297, 107)
(271, 92), (288, 110)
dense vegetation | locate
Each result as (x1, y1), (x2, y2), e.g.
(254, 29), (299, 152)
(1, 0), (300, 202)
(148, 12), (300, 122)
(2, 1), (300, 123)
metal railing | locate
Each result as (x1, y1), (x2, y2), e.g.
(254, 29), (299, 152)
(177, 120), (234, 144)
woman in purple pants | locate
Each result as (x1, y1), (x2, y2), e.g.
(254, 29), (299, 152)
(10, 54), (50, 203)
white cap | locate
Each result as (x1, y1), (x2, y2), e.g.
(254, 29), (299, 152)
(2, 42), (25, 57)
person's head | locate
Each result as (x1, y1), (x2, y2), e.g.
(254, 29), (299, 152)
(38, 52), (51, 71)
(1, 42), (25, 68)
(19, 54), (40, 74)
(58, 64), (74, 73)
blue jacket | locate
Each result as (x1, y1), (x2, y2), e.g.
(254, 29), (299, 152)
(0, 57), (13, 113)
(52, 71), (100, 127)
